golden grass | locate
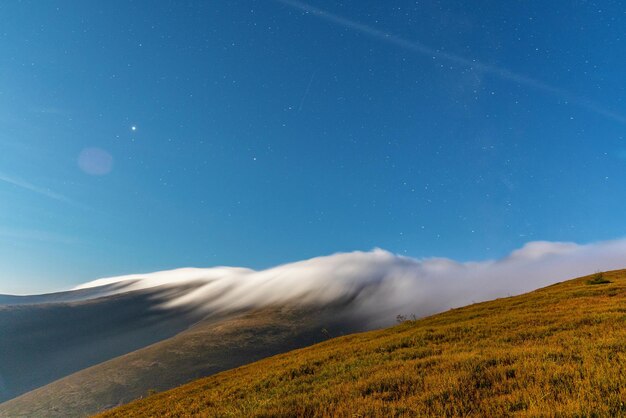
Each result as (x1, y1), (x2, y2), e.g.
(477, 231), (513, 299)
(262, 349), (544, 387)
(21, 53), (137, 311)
(99, 269), (626, 417)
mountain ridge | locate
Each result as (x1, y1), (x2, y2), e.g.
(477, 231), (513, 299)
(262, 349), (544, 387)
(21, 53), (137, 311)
(97, 269), (626, 417)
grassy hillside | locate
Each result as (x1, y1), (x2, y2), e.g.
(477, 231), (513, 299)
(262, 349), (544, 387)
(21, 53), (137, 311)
(99, 269), (626, 417)
(0, 304), (362, 417)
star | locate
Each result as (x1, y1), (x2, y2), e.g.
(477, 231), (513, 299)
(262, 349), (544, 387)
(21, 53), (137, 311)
(131, 125), (137, 131)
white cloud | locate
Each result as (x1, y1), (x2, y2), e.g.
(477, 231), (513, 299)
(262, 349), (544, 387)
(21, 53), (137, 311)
(74, 239), (626, 327)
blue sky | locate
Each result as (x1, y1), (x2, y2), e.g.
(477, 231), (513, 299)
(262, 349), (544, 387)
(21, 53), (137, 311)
(1, 0), (625, 294)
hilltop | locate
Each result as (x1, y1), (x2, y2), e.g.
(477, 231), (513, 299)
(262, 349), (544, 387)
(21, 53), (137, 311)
(100, 269), (626, 417)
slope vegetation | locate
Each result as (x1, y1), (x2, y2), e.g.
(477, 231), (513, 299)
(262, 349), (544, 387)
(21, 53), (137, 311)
(100, 269), (626, 417)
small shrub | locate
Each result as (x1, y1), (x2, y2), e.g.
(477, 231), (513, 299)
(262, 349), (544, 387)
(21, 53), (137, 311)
(587, 272), (611, 285)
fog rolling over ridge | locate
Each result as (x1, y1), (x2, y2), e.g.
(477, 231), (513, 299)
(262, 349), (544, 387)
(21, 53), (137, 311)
(1, 238), (625, 417)
(76, 238), (626, 326)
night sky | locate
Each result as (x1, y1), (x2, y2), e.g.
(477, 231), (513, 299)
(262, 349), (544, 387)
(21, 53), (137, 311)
(1, 0), (625, 293)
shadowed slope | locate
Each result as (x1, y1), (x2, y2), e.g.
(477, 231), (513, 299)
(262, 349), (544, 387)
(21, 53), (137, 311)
(0, 304), (364, 418)
(0, 283), (204, 403)
(98, 269), (626, 417)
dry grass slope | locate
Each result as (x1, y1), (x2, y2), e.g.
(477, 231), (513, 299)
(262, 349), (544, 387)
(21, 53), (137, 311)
(100, 270), (626, 417)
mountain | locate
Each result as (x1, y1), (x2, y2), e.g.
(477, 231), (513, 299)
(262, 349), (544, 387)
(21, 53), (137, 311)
(96, 270), (626, 417)
(0, 303), (364, 417)
(0, 282), (206, 404)
(1, 246), (624, 417)
(0, 282), (140, 306)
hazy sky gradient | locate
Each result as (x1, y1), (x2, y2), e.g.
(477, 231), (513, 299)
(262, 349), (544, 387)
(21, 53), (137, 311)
(1, 1), (625, 294)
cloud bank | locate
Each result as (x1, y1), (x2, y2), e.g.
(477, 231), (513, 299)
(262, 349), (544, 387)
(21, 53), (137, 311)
(75, 239), (626, 326)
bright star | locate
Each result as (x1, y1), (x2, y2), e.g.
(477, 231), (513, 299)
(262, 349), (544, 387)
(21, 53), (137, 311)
(131, 125), (137, 131)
